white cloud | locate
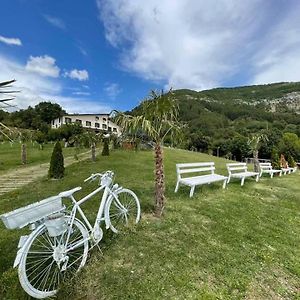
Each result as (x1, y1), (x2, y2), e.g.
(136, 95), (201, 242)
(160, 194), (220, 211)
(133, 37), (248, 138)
(0, 53), (61, 109)
(0, 53), (109, 113)
(0, 35), (22, 46)
(25, 55), (60, 78)
(46, 95), (111, 114)
(65, 69), (89, 81)
(72, 91), (91, 96)
(98, 0), (300, 89)
(104, 82), (122, 98)
(251, 5), (300, 84)
(43, 15), (66, 30)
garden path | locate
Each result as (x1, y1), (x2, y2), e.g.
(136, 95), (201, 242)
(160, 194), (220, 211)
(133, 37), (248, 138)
(0, 150), (92, 195)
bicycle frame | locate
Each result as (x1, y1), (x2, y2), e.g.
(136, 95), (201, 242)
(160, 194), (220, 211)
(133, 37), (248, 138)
(63, 181), (123, 252)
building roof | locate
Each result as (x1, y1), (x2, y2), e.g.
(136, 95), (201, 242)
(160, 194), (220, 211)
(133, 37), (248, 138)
(63, 113), (109, 116)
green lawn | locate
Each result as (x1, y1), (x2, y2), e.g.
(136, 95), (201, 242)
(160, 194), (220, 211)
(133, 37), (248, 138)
(0, 142), (84, 173)
(0, 148), (299, 299)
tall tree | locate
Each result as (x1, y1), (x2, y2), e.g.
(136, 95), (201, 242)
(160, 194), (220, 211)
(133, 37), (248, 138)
(116, 90), (182, 217)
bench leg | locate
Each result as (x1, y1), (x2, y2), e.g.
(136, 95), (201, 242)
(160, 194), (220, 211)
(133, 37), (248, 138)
(241, 177), (245, 186)
(175, 181), (180, 193)
(189, 186), (195, 198)
(270, 173), (273, 178)
(259, 171), (262, 178)
(227, 176), (231, 184)
(279, 171), (282, 176)
(255, 175), (259, 182)
(222, 179), (227, 189)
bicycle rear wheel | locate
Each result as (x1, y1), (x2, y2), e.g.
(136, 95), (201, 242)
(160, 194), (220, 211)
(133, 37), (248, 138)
(106, 188), (141, 233)
(18, 217), (88, 299)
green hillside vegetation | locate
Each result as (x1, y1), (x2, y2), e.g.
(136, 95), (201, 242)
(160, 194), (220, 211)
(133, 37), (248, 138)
(0, 148), (299, 299)
(171, 83), (300, 160)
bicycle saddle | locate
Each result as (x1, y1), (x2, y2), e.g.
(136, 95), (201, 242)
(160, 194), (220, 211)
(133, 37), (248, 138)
(59, 187), (82, 198)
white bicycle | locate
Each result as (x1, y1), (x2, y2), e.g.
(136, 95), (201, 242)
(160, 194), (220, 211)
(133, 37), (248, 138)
(0, 170), (141, 299)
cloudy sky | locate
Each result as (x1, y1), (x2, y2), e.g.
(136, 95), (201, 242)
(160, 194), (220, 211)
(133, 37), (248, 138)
(1, 0), (300, 113)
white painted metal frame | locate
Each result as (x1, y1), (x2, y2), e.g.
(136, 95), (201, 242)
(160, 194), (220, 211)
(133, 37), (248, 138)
(226, 163), (259, 186)
(0, 171), (141, 299)
(281, 165), (297, 175)
(259, 162), (282, 178)
(175, 162), (227, 197)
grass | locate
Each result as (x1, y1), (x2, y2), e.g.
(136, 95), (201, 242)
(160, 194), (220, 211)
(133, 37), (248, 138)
(0, 148), (299, 299)
(0, 142), (85, 173)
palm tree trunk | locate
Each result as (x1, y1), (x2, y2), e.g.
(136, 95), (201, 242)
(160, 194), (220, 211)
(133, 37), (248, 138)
(154, 142), (165, 217)
(21, 143), (27, 164)
(253, 150), (259, 172)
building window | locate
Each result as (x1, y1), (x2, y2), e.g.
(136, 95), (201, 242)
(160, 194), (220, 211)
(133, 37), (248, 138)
(95, 122), (100, 128)
(76, 119), (82, 125)
(102, 124), (107, 129)
(103, 118), (106, 122)
(108, 126), (112, 132)
(86, 121), (91, 127)
(65, 117), (72, 124)
(113, 128), (117, 132)
(95, 116), (99, 121)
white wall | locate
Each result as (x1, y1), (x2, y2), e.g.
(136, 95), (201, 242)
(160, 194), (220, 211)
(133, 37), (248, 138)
(51, 114), (121, 134)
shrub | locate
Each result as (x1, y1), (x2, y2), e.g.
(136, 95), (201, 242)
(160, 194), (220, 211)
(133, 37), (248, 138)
(271, 148), (280, 169)
(286, 153), (296, 167)
(48, 141), (64, 178)
(102, 137), (109, 156)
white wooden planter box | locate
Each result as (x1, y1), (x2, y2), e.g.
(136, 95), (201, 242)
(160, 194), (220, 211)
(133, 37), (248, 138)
(0, 196), (63, 229)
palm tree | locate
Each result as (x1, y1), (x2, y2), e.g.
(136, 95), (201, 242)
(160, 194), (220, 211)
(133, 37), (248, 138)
(248, 133), (268, 172)
(0, 79), (18, 108)
(116, 90), (182, 217)
(0, 79), (19, 140)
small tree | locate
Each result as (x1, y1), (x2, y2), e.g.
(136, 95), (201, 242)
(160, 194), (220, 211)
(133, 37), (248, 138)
(116, 89), (182, 217)
(286, 153), (296, 167)
(102, 136), (110, 156)
(48, 141), (64, 179)
(247, 133), (268, 172)
(271, 148), (280, 169)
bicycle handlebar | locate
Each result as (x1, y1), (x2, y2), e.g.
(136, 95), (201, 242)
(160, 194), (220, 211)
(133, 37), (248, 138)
(84, 173), (102, 182)
(84, 171), (114, 183)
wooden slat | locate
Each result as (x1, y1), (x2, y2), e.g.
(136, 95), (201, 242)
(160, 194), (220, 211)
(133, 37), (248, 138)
(226, 163), (246, 167)
(179, 167), (215, 174)
(227, 166), (247, 171)
(176, 162), (214, 168)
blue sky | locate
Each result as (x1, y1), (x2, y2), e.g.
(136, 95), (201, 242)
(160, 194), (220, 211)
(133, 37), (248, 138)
(1, 0), (300, 113)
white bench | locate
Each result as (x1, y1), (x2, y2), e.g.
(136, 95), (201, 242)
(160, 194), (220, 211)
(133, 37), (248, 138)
(175, 162), (228, 197)
(226, 163), (259, 186)
(281, 165), (297, 175)
(259, 163), (282, 178)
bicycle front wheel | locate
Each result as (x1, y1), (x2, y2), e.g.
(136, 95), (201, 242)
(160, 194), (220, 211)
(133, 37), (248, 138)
(18, 217), (89, 299)
(106, 188), (141, 233)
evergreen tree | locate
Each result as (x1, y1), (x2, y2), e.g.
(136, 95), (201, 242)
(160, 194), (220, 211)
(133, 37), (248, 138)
(102, 137), (110, 156)
(48, 141), (64, 178)
(271, 148), (280, 169)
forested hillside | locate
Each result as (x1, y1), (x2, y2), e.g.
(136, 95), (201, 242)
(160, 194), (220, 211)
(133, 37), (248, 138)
(171, 82), (300, 161)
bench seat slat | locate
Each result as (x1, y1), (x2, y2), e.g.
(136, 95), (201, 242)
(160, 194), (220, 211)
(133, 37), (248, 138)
(230, 171), (258, 178)
(180, 174), (227, 186)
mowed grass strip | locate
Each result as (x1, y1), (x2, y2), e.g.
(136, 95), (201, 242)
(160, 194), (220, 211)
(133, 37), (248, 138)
(0, 148), (299, 299)
(0, 142), (85, 173)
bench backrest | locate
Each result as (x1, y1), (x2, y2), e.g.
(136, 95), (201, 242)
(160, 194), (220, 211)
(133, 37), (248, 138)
(226, 163), (248, 174)
(176, 162), (215, 180)
(259, 162), (272, 171)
